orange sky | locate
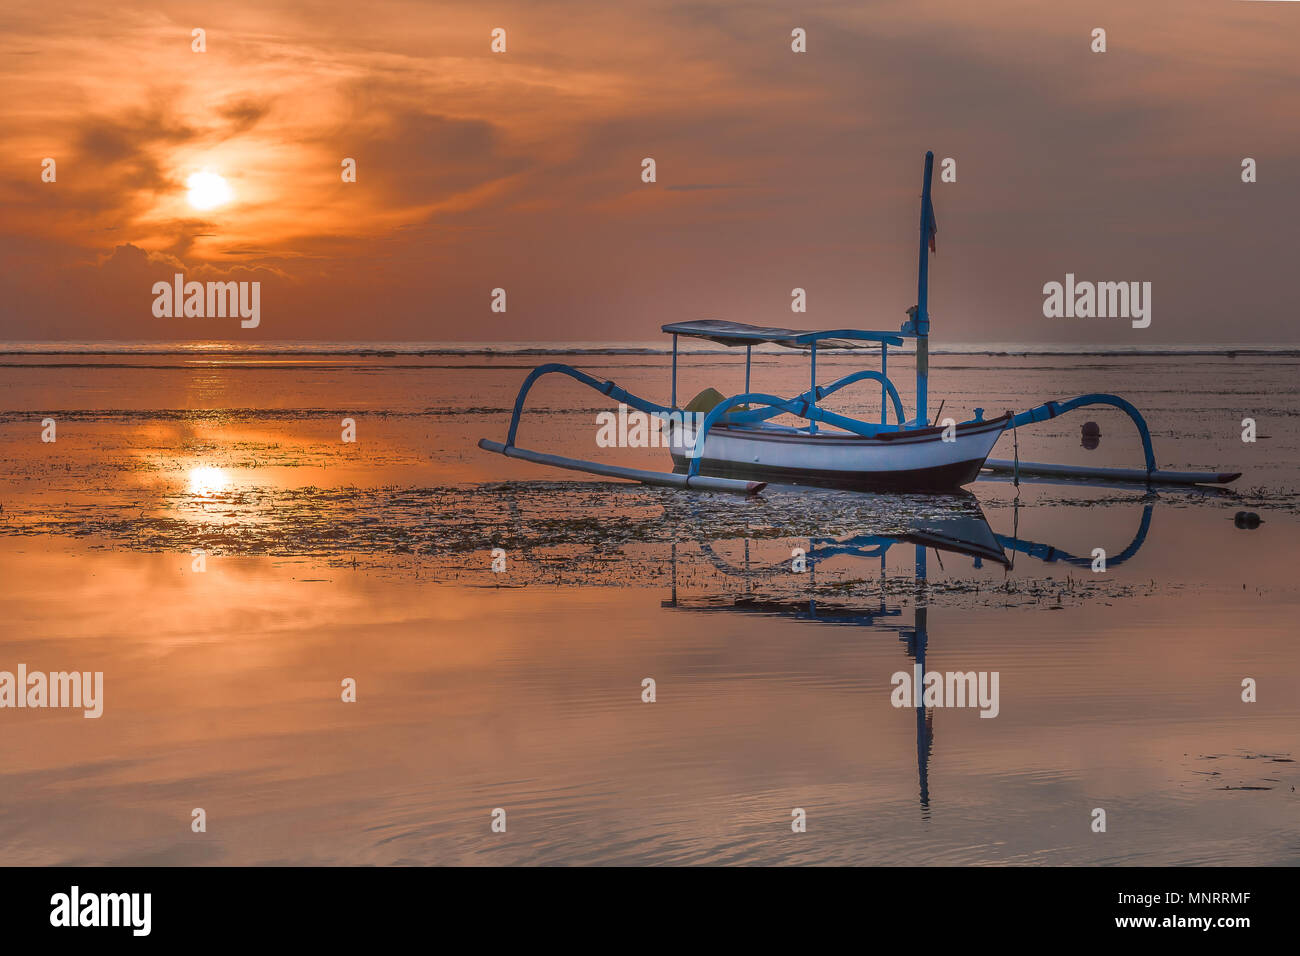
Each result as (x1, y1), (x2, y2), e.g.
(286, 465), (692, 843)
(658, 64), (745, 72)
(1, 0), (1298, 344)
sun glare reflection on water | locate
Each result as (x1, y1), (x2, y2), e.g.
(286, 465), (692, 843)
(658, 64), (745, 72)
(188, 465), (229, 497)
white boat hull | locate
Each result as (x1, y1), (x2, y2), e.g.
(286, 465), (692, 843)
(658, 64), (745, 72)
(668, 414), (1010, 491)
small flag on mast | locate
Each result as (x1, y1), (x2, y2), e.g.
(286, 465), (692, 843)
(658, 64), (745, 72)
(924, 197), (937, 253)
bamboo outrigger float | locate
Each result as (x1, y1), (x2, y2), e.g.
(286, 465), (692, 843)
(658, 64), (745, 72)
(479, 151), (1241, 494)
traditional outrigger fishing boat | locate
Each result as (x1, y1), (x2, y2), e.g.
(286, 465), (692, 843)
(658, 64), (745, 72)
(480, 152), (1241, 494)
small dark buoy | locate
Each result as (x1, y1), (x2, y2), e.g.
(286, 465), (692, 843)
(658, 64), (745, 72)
(1234, 511), (1261, 529)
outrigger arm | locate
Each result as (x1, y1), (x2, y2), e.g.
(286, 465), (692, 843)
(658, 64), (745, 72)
(482, 360), (919, 493)
(503, 362), (672, 447)
(481, 362), (767, 494)
(1008, 393), (1157, 473)
(987, 393), (1241, 486)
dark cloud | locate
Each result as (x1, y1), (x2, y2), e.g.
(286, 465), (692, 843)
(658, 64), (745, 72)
(76, 105), (197, 194)
(355, 110), (523, 204)
(218, 99), (272, 136)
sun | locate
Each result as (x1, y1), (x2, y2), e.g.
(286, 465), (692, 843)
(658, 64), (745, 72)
(186, 170), (233, 210)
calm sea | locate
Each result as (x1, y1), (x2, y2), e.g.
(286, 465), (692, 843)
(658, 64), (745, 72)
(0, 346), (1296, 864)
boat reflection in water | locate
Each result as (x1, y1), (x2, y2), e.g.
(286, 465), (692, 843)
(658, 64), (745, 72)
(662, 495), (1154, 814)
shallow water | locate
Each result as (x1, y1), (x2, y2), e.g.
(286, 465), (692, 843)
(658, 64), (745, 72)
(0, 350), (1297, 864)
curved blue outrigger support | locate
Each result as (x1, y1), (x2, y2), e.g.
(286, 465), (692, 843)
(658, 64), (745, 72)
(1009, 393), (1156, 475)
(503, 361), (913, 464)
(725, 369), (908, 428)
(504, 362), (674, 447)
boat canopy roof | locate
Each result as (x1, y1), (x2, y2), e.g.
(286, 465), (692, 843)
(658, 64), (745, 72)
(662, 319), (907, 350)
